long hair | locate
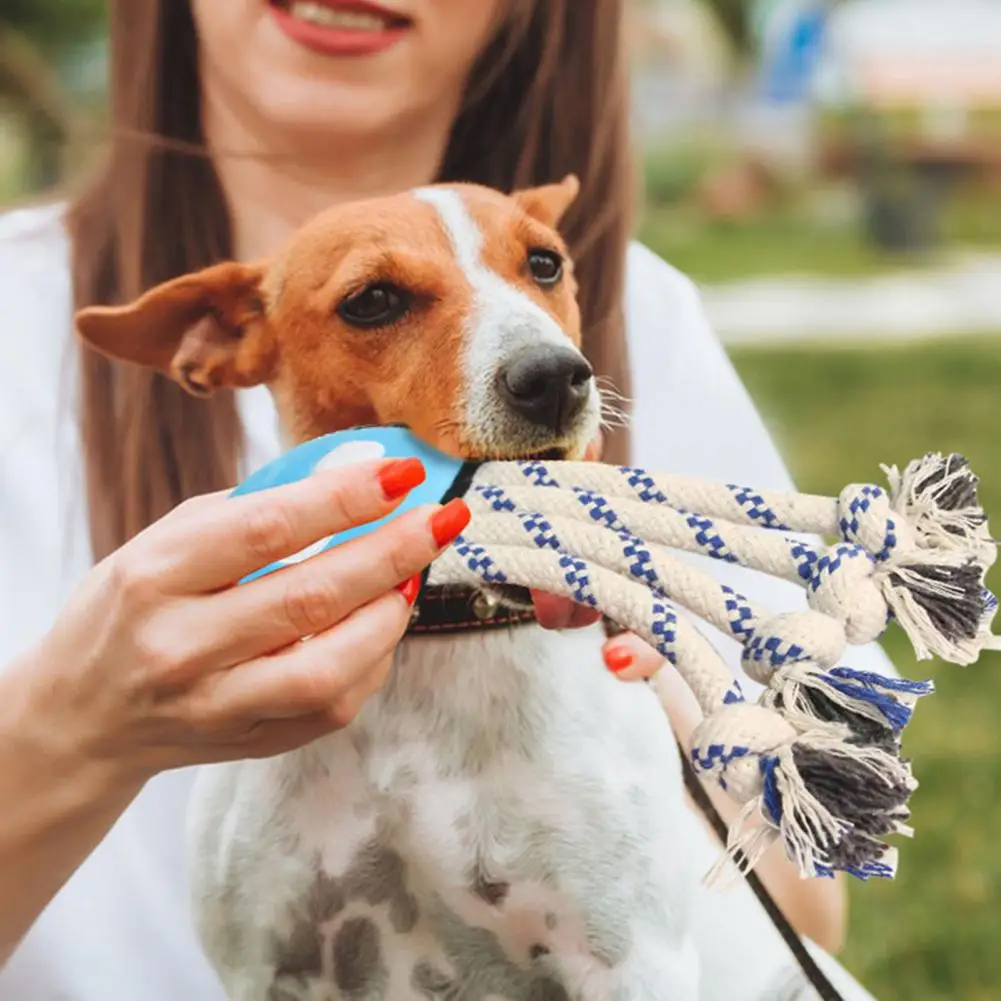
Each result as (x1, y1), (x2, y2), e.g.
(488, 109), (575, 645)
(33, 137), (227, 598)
(68, 0), (635, 560)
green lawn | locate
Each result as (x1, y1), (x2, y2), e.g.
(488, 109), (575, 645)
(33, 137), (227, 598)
(638, 145), (1001, 284)
(638, 199), (1001, 285)
(729, 336), (1001, 1001)
(638, 204), (901, 283)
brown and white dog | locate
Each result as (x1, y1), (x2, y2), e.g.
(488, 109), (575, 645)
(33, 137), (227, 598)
(74, 180), (768, 1001)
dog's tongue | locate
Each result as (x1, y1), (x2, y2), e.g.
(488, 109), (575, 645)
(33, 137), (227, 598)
(530, 590), (604, 630)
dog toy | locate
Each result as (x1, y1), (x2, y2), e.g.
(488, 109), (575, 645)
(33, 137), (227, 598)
(232, 428), (1000, 884)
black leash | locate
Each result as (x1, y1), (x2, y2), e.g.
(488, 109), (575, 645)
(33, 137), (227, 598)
(675, 736), (846, 1001)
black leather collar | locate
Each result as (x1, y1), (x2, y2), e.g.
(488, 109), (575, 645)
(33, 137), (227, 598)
(407, 584), (538, 636)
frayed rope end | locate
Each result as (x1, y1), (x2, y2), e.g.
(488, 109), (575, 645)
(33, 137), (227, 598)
(763, 662), (934, 746)
(882, 557), (998, 665)
(691, 706), (915, 883)
(883, 453), (996, 568)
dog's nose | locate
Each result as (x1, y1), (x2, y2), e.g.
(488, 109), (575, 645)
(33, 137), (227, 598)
(499, 345), (593, 432)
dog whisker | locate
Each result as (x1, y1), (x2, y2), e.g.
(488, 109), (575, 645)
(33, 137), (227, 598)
(597, 379), (632, 432)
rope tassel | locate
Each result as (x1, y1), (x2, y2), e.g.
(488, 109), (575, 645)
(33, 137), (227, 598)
(883, 452), (996, 567)
(690, 706), (916, 882)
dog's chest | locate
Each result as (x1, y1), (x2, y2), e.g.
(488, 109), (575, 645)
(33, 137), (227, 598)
(192, 627), (691, 1000)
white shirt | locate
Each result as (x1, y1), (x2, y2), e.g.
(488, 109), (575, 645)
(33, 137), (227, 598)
(0, 204), (886, 1000)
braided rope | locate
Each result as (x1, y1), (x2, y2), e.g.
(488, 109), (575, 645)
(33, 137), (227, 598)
(475, 452), (996, 567)
(421, 451), (1001, 882)
(470, 455), (1000, 666)
(456, 493), (932, 734)
(428, 541), (743, 712)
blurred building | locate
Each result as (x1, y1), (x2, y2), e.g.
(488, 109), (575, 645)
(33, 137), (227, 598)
(815, 0), (1001, 112)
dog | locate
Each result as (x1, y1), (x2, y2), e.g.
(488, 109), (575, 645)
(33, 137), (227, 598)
(75, 178), (785, 1001)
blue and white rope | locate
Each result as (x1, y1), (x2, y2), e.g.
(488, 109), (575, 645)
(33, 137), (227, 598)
(468, 468), (1000, 666)
(429, 537), (737, 714)
(476, 452), (997, 568)
(447, 494), (931, 735)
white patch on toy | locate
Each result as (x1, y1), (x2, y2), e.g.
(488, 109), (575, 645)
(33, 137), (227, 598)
(277, 439), (388, 567)
(315, 439), (386, 472)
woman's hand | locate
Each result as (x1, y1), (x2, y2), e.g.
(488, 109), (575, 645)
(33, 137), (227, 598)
(9, 457), (469, 788)
(0, 457), (468, 958)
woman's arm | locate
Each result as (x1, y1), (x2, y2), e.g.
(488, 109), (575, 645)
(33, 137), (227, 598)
(0, 667), (143, 965)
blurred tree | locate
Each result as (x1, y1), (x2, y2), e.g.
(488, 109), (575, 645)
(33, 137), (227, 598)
(0, 0), (106, 192)
(701, 0), (752, 54)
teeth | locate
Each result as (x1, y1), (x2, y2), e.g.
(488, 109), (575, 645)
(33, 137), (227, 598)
(288, 2), (389, 31)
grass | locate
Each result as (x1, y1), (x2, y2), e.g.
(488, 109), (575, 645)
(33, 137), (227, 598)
(728, 335), (1001, 1001)
(638, 203), (894, 283)
(638, 146), (1001, 284)
(637, 194), (1001, 285)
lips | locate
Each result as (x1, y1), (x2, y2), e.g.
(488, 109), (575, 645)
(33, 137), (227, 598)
(268, 0), (413, 56)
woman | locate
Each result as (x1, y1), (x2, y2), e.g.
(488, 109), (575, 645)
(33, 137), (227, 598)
(0, 2), (894, 998)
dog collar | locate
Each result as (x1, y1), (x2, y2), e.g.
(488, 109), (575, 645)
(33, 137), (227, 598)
(407, 584), (538, 635)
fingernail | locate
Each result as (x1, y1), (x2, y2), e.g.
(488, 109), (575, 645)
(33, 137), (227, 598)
(396, 574), (422, 606)
(430, 498), (471, 548)
(378, 458), (426, 500)
(604, 646), (634, 674)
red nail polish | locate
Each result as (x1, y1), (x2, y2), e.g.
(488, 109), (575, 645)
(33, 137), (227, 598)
(430, 499), (471, 548)
(378, 458), (426, 500)
(396, 574), (422, 606)
(604, 646), (633, 674)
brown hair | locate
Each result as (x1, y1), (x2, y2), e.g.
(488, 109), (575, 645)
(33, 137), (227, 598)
(69, 0), (635, 561)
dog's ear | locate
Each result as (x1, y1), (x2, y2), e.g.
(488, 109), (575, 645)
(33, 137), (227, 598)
(75, 261), (278, 397)
(513, 174), (580, 229)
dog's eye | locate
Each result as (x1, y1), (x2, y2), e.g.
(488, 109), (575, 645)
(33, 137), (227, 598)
(527, 249), (563, 287)
(337, 283), (411, 329)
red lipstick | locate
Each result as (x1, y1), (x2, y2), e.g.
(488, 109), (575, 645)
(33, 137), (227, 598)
(269, 0), (411, 57)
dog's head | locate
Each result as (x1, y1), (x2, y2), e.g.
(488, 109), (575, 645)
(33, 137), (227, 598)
(76, 177), (599, 460)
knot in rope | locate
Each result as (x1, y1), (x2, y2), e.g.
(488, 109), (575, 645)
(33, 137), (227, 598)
(690, 705), (799, 806)
(741, 611), (847, 685)
(837, 484), (915, 560)
(805, 544), (888, 645)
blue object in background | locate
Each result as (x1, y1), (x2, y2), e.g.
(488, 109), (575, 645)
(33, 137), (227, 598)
(759, 3), (830, 105)
(230, 426), (465, 583)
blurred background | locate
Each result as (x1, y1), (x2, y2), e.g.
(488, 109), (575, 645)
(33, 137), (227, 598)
(1, 1), (998, 997)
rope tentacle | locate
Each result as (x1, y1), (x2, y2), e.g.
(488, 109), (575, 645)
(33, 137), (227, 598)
(430, 537), (916, 879)
(469, 457), (1001, 666)
(456, 495), (933, 744)
(475, 452), (993, 562)
(429, 539), (741, 713)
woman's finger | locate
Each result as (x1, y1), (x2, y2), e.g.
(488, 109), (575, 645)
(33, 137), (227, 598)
(151, 457), (429, 592)
(602, 631), (665, 681)
(185, 499), (468, 666)
(196, 586), (417, 723)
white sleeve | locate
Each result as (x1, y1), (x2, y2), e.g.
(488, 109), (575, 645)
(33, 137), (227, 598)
(622, 243), (900, 694)
(0, 203), (91, 661)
